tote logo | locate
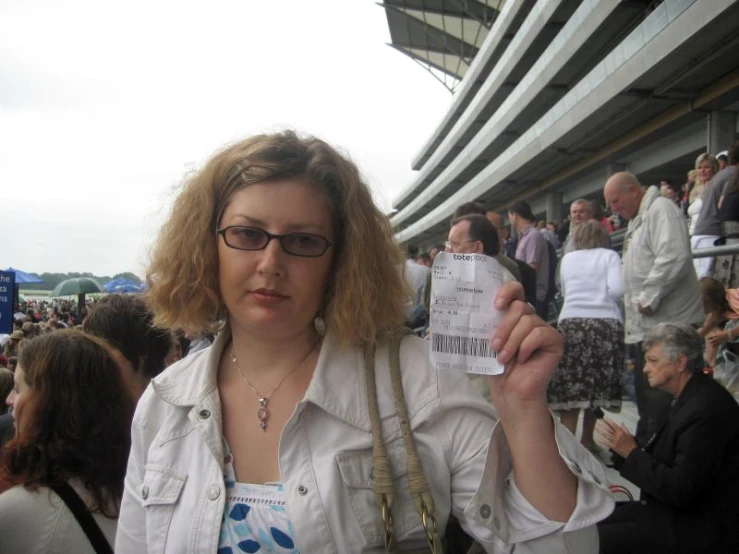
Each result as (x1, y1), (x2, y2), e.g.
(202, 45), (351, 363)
(452, 254), (487, 262)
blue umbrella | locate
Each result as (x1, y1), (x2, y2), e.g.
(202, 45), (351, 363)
(4, 267), (44, 284)
(104, 278), (145, 293)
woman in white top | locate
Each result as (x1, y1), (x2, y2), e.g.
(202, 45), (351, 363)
(115, 131), (613, 553)
(548, 220), (624, 449)
(0, 330), (134, 554)
(689, 153), (721, 277)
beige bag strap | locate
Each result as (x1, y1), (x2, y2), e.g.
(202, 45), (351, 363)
(364, 330), (444, 554)
(387, 331), (444, 554)
(364, 343), (398, 553)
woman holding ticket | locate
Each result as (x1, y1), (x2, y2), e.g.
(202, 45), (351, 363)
(115, 131), (613, 553)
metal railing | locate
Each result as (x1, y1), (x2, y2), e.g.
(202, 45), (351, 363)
(690, 243), (739, 259)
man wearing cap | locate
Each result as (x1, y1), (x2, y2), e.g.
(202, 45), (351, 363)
(717, 151), (729, 172)
(2, 331), (23, 358)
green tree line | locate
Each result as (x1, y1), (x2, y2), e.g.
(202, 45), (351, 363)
(20, 272), (142, 291)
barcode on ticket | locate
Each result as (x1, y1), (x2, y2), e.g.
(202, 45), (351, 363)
(432, 334), (497, 358)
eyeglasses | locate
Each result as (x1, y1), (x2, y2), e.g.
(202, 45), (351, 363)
(445, 239), (476, 251)
(217, 226), (334, 257)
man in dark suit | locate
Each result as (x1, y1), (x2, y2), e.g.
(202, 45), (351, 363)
(596, 323), (739, 553)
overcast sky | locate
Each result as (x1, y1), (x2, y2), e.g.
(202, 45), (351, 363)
(1, 0), (450, 278)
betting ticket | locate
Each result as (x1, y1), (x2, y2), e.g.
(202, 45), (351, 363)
(429, 252), (505, 375)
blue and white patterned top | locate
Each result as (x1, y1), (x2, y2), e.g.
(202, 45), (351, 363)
(217, 442), (300, 554)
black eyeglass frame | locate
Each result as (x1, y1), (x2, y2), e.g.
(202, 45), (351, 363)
(216, 225), (335, 258)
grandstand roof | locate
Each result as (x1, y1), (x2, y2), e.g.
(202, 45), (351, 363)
(385, 0), (739, 244)
(380, 0), (506, 91)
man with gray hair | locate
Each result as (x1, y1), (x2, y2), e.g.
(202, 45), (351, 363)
(596, 322), (739, 553)
(563, 199), (595, 254)
(604, 172), (703, 444)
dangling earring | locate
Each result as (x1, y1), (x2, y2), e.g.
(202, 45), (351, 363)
(314, 316), (327, 336)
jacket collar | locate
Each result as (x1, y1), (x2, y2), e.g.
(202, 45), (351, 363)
(625, 185), (660, 246)
(637, 185), (660, 218)
(671, 371), (705, 413)
(518, 222), (535, 238)
(151, 327), (371, 432)
(151, 332), (223, 406)
(645, 372), (705, 449)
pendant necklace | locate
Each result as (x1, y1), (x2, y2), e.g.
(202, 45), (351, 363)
(231, 339), (318, 431)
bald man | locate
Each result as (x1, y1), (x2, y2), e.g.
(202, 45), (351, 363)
(604, 172), (703, 444)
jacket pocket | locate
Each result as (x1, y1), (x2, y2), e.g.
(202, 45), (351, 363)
(336, 443), (422, 547)
(142, 464), (187, 554)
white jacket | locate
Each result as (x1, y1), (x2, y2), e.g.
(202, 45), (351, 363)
(115, 329), (613, 553)
(622, 186), (704, 344)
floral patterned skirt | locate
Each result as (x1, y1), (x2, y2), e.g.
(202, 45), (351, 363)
(547, 318), (623, 410)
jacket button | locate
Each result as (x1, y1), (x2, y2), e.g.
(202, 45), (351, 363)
(479, 504), (491, 519)
(199, 409), (211, 419)
(207, 484), (221, 500)
(297, 485), (308, 496)
(141, 485), (149, 500)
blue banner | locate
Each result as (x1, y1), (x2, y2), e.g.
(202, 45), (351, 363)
(0, 271), (16, 335)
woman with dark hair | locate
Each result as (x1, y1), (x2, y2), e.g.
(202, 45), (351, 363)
(0, 330), (135, 553)
(0, 368), (13, 447)
(659, 180), (681, 206)
(592, 202), (614, 234)
(699, 276), (739, 397)
(0, 368), (12, 415)
(698, 276), (735, 367)
(0, 367), (13, 448)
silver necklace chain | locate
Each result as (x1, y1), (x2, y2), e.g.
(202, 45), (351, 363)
(230, 340), (318, 431)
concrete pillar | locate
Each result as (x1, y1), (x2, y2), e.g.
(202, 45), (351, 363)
(545, 192), (563, 223)
(707, 111), (737, 155)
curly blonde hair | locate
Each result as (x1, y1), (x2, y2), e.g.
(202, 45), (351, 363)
(146, 130), (409, 346)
